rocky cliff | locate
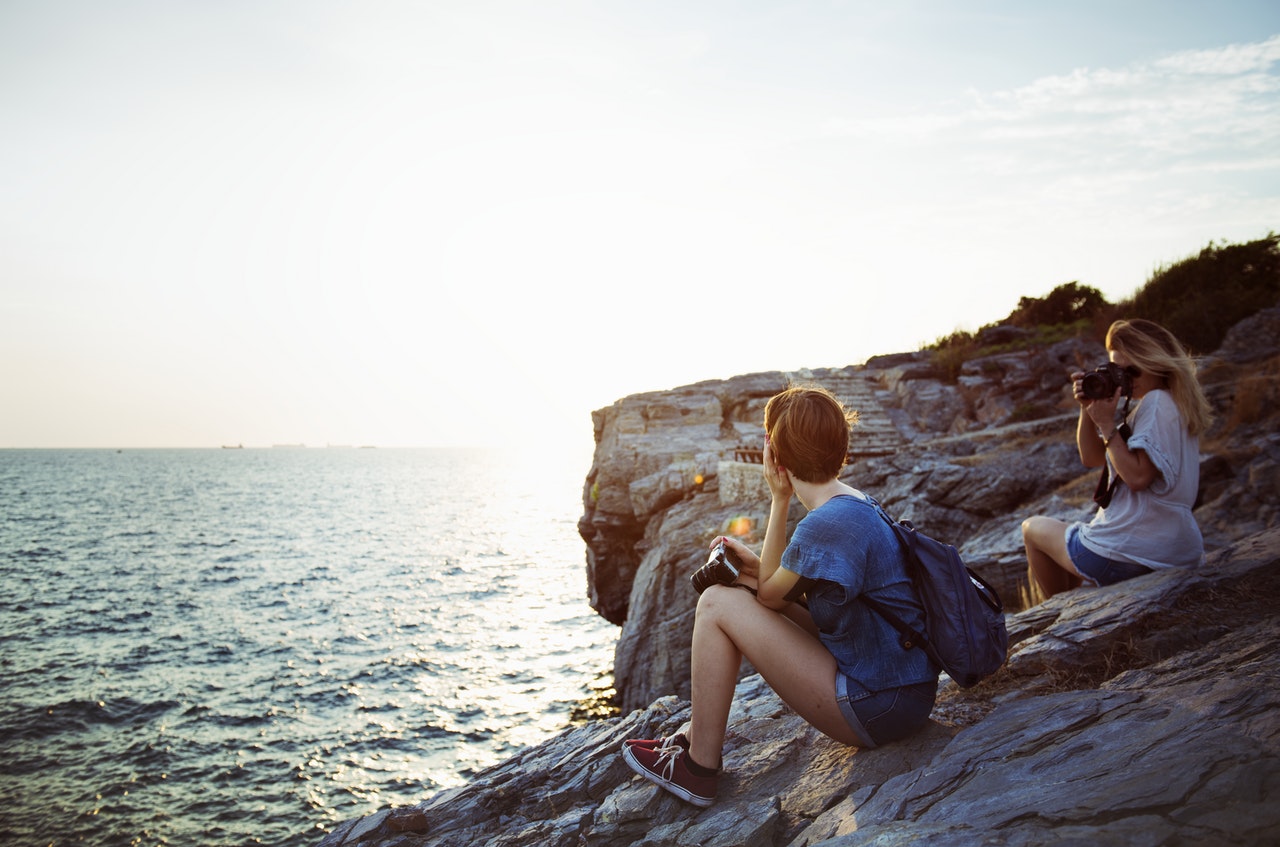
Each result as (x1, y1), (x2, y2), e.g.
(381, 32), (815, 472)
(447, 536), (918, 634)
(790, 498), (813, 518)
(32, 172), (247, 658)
(583, 309), (1279, 715)
(316, 307), (1280, 846)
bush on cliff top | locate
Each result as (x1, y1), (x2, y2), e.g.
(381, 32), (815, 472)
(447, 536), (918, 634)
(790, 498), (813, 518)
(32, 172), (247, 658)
(1118, 232), (1280, 355)
(927, 233), (1280, 378)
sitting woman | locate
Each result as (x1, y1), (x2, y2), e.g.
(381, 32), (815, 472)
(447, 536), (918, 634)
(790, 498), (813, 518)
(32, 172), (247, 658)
(1022, 318), (1213, 601)
(621, 385), (939, 807)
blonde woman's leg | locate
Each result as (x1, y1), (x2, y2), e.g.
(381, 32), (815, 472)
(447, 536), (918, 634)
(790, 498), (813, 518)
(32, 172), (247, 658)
(1022, 516), (1083, 600)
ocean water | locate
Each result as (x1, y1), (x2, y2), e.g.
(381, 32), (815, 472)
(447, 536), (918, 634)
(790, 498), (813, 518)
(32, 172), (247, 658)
(0, 448), (619, 846)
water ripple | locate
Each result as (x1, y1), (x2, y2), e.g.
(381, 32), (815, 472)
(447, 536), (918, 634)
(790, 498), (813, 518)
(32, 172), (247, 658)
(0, 447), (616, 847)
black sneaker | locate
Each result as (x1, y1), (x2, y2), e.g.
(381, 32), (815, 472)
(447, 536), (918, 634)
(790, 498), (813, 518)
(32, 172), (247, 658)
(621, 736), (718, 807)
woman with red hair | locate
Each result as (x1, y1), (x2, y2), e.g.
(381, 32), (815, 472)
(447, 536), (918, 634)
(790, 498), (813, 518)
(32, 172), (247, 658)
(621, 385), (939, 807)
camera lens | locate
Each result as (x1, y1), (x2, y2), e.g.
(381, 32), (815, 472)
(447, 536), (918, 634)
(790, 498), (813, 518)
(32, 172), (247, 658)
(690, 561), (720, 594)
(690, 543), (739, 594)
(1081, 372), (1109, 399)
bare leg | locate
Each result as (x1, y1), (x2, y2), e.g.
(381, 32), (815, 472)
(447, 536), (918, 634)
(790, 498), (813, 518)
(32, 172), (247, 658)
(732, 573), (819, 638)
(686, 585), (861, 770)
(1022, 516), (1084, 600)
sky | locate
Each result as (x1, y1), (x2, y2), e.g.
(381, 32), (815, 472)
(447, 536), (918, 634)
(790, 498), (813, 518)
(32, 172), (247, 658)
(2, 1), (1278, 450)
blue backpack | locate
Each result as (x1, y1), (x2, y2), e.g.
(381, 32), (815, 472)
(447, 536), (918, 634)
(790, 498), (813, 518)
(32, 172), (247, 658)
(861, 499), (1009, 688)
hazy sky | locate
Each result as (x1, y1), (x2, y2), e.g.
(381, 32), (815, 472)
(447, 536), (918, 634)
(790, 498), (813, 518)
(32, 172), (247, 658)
(3, 1), (1278, 449)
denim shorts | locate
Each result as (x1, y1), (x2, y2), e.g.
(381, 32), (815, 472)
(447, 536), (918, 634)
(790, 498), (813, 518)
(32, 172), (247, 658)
(1066, 524), (1153, 586)
(835, 674), (937, 748)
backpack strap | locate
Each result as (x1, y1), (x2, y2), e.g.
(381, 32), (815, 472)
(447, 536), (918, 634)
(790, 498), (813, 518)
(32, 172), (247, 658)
(857, 497), (943, 665)
(859, 592), (925, 652)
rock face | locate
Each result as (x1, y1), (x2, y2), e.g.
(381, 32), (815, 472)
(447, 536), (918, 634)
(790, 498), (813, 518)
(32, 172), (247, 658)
(316, 528), (1280, 847)
(578, 371), (789, 628)
(316, 308), (1280, 846)
(580, 320), (1280, 715)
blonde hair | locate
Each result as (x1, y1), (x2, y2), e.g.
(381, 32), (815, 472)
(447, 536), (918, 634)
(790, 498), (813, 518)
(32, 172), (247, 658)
(763, 386), (858, 482)
(1106, 319), (1213, 436)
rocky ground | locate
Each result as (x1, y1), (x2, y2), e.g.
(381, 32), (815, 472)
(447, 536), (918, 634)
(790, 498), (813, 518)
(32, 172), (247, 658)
(316, 307), (1280, 846)
(317, 528), (1280, 847)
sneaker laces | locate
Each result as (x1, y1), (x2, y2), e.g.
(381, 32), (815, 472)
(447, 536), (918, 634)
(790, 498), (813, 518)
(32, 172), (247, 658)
(652, 737), (685, 781)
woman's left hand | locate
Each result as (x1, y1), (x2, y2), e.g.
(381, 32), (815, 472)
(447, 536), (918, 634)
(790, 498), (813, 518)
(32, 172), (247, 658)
(1086, 387), (1122, 432)
(763, 437), (794, 501)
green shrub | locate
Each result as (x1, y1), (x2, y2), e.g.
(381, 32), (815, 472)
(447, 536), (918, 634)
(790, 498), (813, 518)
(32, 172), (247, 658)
(923, 233), (1279, 374)
(1118, 233), (1279, 355)
(1007, 281), (1110, 328)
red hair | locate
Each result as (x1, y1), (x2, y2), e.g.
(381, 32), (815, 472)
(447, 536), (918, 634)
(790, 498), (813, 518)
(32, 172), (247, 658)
(763, 386), (857, 483)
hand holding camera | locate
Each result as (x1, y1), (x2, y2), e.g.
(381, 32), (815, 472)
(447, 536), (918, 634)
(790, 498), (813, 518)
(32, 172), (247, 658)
(1079, 362), (1136, 400)
(690, 540), (745, 595)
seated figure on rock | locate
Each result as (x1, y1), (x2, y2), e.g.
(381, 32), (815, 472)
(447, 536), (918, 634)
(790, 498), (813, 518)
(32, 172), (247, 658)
(1022, 318), (1213, 602)
(621, 386), (940, 807)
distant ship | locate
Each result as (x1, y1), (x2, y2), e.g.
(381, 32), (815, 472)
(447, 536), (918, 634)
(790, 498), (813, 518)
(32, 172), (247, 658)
(221, 444), (244, 449)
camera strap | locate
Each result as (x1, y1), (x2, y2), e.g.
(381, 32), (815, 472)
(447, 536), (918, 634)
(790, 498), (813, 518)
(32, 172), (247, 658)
(1092, 398), (1133, 509)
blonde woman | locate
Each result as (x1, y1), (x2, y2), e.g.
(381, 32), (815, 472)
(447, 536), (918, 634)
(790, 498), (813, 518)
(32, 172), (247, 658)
(1023, 318), (1213, 600)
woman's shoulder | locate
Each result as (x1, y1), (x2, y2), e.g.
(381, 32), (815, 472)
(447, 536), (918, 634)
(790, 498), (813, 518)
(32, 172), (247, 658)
(803, 491), (879, 528)
(1132, 389), (1194, 449)
(1135, 389), (1182, 422)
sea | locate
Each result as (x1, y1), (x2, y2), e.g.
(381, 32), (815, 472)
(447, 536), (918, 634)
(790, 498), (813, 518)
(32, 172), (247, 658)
(0, 447), (620, 846)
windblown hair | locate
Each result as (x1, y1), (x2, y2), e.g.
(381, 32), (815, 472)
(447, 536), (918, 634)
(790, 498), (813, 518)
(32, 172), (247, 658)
(1107, 318), (1214, 436)
(763, 386), (858, 483)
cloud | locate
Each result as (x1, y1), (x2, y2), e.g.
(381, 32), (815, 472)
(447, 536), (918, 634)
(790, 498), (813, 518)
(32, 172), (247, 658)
(969, 35), (1280, 152)
(1154, 32), (1280, 75)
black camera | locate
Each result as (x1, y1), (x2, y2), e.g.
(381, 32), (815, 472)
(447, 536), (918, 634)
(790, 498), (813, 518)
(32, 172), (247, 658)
(690, 541), (743, 595)
(1080, 362), (1135, 400)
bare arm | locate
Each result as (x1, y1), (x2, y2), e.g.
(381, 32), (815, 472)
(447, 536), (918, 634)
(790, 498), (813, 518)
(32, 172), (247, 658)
(754, 438), (803, 608)
(1076, 379), (1160, 491)
(1103, 436), (1160, 491)
(1073, 371), (1108, 469)
(1076, 406), (1107, 468)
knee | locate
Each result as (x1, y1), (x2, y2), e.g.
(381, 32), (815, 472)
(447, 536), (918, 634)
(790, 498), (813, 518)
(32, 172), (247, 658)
(695, 582), (732, 612)
(1021, 515), (1044, 543)
(695, 583), (748, 621)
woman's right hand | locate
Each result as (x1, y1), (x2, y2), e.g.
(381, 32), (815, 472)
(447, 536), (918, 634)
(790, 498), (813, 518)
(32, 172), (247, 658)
(715, 535), (760, 581)
(1073, 371), (1121, 427)
(1070, 371), (1088, 405)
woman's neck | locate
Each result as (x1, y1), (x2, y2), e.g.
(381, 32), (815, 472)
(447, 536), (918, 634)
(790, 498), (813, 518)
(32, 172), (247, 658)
(1133, 375), (1168, 400)
(793, 477), (853, 511)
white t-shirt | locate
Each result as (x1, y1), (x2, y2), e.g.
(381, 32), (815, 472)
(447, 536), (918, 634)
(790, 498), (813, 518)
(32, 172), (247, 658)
(1075, 389), (1204, 569)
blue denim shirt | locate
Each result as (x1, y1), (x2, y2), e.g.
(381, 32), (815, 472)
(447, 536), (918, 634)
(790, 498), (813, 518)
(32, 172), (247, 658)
(781, 491), (937, 696)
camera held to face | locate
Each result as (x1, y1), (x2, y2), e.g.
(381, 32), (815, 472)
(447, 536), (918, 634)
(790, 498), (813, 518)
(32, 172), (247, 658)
(1081, 362), (1135, 400)
(690, 541), (743, 595)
